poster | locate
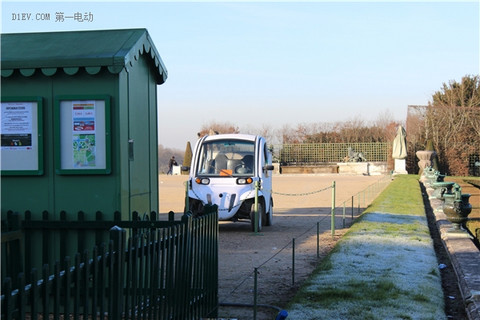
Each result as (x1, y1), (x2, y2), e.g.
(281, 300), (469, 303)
(72, 101), (96, 168)
(57, 97), (108, 174)
(1, 102), (33, 149)
(0, 99), (41, 174)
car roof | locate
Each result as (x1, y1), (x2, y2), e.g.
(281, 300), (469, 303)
(203, 134), (259, 142)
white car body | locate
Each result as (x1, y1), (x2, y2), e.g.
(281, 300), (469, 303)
(186, 134), (274, 230)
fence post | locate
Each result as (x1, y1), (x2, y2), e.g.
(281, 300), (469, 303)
(3, 277), (13, 319)
(4, 211), (23, 285)
(292, 238), (295, 286)
(254, 181), (259, 234)
(109, 226), (126, 319)
(184, 181), (189, 214)
(181, 212), (193, 317)
(331, 181), (336, 237)
(351, 196), (354, 219)
(316, 222), (320, 259)
(254, 267), (258, 320)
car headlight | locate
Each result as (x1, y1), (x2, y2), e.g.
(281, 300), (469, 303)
(195, 177), (210, 185)
(236, 177), (253, 185)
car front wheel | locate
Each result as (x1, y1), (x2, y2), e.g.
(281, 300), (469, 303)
(265, 199), (273, 226)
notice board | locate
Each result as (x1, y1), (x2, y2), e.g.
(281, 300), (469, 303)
(1, 97), (43, 175)
(55, 95), (111, 174)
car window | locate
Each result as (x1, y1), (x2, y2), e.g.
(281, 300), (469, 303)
(196, 139), (255, 176)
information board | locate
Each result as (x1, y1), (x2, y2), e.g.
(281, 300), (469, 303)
(1, 97), (43, 175)
(55, 96), (111, 174)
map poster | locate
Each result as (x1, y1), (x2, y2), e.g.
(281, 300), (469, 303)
(72, 101), (96, 168)
(73, 134), (96, 168)
(57, 97), (108, 173)
(1, 102), (33, 150)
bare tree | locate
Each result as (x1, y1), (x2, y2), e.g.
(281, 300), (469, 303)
(414, 75), (480, 175)
(197, 121), (239, 138)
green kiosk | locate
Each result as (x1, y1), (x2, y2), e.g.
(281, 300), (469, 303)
(1, 29), (168, 271)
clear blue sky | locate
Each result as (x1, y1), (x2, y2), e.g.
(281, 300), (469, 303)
(2, 1), (479, 149)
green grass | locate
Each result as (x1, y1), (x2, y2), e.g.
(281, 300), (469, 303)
(286, 174), (446, 320)
(363, 174), (425, 216)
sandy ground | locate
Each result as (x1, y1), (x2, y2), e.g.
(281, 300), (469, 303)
(158, 174), (390, 320)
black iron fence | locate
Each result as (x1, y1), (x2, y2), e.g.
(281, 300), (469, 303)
(1, 207), (219, 319)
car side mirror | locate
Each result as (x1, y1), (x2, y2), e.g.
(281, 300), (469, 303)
(181, 166), (190, 172)
(264, 165), (274, 171)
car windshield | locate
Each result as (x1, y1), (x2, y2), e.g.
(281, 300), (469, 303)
(196, 139), (255, 177)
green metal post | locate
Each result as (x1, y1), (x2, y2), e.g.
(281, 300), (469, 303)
(292, 238), (295, 286)
(254, 181), (259, 234)
(331, 181), (336, 237)
(351, 195), (354, 219)
(254, 267), (258, 320)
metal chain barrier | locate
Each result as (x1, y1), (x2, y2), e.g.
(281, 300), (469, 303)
(271, 185), (332, 197)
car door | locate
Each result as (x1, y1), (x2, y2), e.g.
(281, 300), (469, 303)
(258, 138), (272, 207)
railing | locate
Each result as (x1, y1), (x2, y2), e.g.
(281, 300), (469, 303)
(1, 207), (219, 319)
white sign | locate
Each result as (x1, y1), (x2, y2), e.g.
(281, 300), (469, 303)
(1, 102), (33, 150)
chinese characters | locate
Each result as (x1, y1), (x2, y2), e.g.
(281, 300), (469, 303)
(55, 12), (93, 22)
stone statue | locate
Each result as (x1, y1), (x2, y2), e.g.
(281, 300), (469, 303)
(392, 125), (407, 159)
(392, 125), (408, 174)
(344, 147), (367, 162)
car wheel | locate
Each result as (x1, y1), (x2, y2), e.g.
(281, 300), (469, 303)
(250, 202), (263, 232)
(265, 199), (273, 226)
(189, 199), (203, 218)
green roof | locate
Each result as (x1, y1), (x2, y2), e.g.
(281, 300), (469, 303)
(1, 28), (167, 84)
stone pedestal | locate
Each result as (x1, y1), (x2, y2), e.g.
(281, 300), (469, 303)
(337, 162), (369, 175)
(393, 158), (407, 175)
(416, 150), (436, 175)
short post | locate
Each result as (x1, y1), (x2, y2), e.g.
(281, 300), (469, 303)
(292, 238), (295, 286)
(351, 195), (354, 219)
(342, 202), (346, 228)
(254, 267), (258, 320)
(316, 222), (320, 259)
(254, 181), (259, 233)
(331, 181), (336, 237)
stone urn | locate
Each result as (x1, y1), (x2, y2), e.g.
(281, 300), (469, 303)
(443, 193), (472, 231)
(431, 181), (454, 200)
(416, 150), (436, 176)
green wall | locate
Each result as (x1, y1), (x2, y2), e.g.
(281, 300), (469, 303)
(1, 64), (159, 221)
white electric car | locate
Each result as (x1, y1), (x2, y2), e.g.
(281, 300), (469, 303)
(185, 134), (274, 231)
